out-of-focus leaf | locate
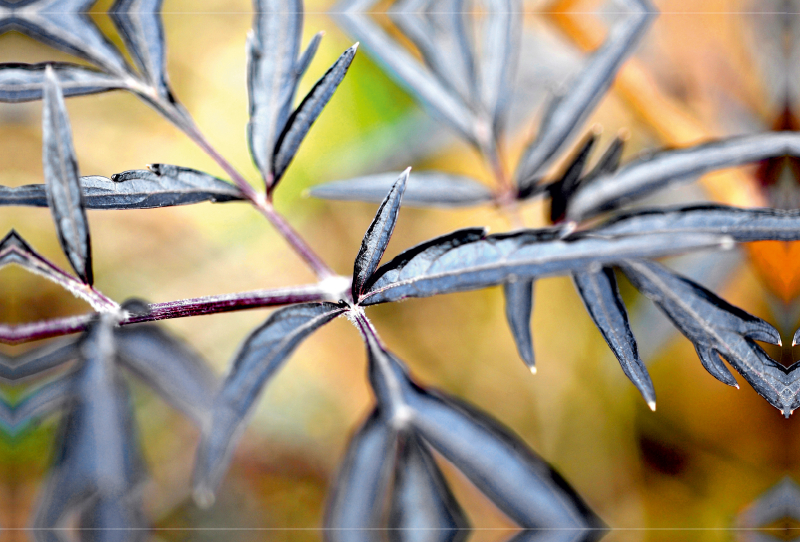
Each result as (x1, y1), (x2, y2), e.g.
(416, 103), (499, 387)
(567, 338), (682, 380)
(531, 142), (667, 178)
(42, 67), (93, 285)
(0, 230), (99, 306)
(311, 171), (493, 208)
(114, 323), (218, 426)
(619, 260), (794, 415)
(514, 0), (654, 184)
(585, 136), (625, 180)
(361, 227), (730, 305)
(324, 408), (397, 539)
(335, 1), (486, 147)
(503, 279), (535, 371)
(388, 431), (470, 542)
(541, 133), (597, 221)
(193, 302), (346, 504)
(362, 331), (603, 529)
(10, 377), (76, 432)
(0, 338), (79, 383)
(352, 168), (409, 298)
(0, 166), (244, 209)
(32, 319), (145, 529)
(247, 0), (303, 187)
(0, 0), (131, 76)
(573, 267), (654, 408)
(0, 62), (124, 102)
(479, 0), (521, 128)
(566, 132), (800, 222)
(272, 44), (358, 185)
(389, 0), (477, 107)
(592, 204), (800, 241)
(110, 0), (173, 101)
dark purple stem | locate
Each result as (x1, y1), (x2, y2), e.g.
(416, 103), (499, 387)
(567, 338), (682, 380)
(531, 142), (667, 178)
(0, 284), (336, 344)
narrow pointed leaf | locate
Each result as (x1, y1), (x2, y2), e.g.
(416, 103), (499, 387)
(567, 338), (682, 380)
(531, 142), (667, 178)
(619, 260), (794, 415)
(310, 171), (493, 208)
(193, 302), (345, 502)
(247, 0), (303, 186)
(567, 132), (800, 222)
(0, 62), (124, 102)
(582, 135), (625, 185)
(272, 43), (358, 185)
(695, 344), (738, 388)
(110, 0), (173, 100)
(324, 409), (397, 538)
(42, 66), (93, 285)
(361, 228), (730, 306)
(515, 0), (654, 184)
(573, 267), (654, 407)
(388, 431), (470, 541)
(592, 204), (800, 242)
(114, 324), (218, 426)
(352, 168), (409, 298)
(503, 279), (535, 370)
(0, 166), (244, 209)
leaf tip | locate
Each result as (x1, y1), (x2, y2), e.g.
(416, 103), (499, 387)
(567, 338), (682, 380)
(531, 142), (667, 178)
(529, 365), (537, 375)
(647, 400), (656, 412)
(193, 486), (216, 509)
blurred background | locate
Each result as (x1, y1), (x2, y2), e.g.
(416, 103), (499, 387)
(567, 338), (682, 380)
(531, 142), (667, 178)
(0, 0), (799, 540)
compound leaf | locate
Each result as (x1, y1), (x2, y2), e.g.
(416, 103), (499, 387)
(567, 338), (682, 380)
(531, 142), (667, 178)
(361, 228), (730, 306)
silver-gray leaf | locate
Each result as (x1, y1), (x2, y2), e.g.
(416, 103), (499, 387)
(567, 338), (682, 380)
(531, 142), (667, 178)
(42, 66), (93, 285)
(247, 0), (303, 187)
(361, 227), (730, 306)
(324, 409), (397, 538)
(110, 0), (173, 100)
(114, 324), (219, 426)
(310, 171), (493, 208)
(592, 204), (800, 242)
(388, 431), (470, 542)
(514, 0), (655, 184)
(567, 132), (800, 222)
(0, 62), (124, 103)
